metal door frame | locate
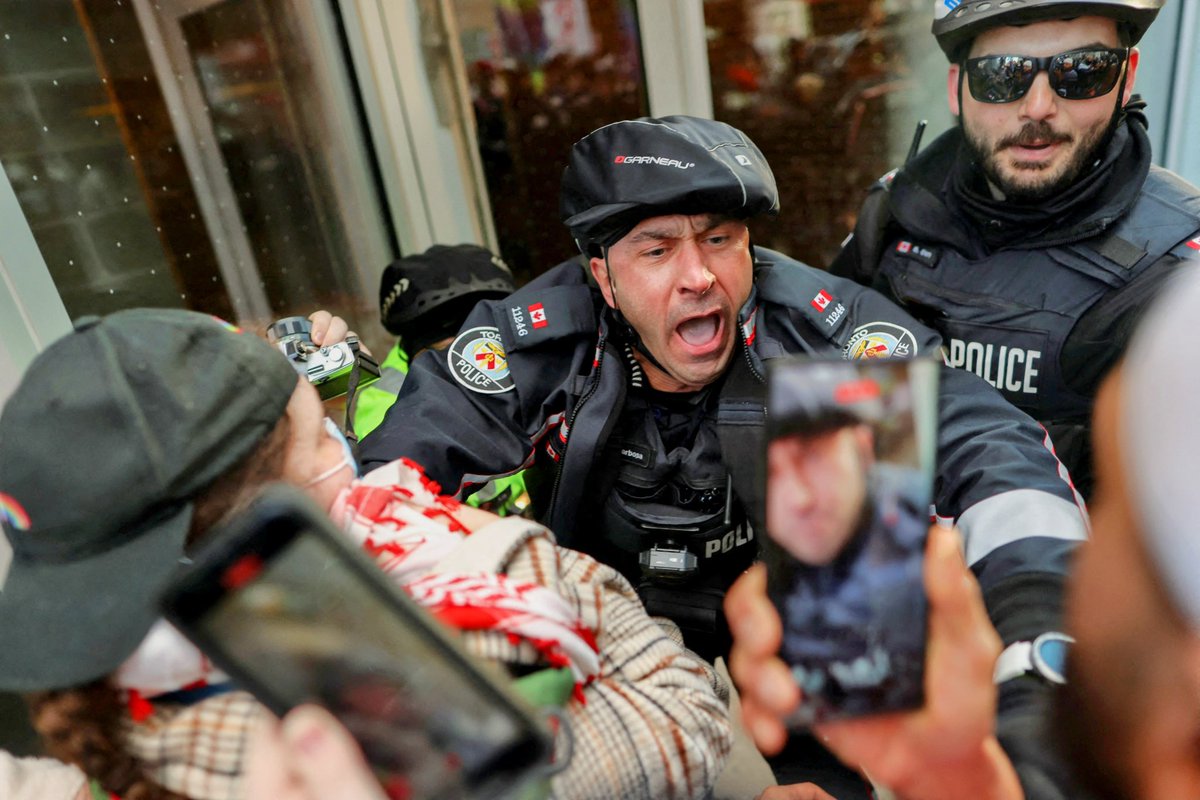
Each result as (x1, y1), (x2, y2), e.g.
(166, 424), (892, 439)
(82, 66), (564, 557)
(336, 0), (714, 258)
(131, 0), (271, 320)
(131, 0), (392, 320)
(636, 0), (714, 119)
(336, 0), (492, 254)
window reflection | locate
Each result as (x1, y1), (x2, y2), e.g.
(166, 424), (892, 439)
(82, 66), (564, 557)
(0, 0), (231, 318)
(0, 0), (391, 354)
(454, 0), (648, 285)
(705, 0), (933, 270)
(180, 0), (371, 324)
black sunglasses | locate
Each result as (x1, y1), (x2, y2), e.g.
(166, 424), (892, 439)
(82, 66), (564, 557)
(964, 47), (1128, 104)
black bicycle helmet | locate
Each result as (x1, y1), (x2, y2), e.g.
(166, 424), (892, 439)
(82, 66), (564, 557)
(560, 115), (780, 256)
(933, 0), (1164, 61)
(379, 243), (514, 352)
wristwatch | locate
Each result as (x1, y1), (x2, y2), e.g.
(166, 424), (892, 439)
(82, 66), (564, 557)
(993, 632), (1074, 684)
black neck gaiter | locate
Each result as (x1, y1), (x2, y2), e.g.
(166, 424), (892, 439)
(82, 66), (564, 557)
(948, 114), (1151, 250)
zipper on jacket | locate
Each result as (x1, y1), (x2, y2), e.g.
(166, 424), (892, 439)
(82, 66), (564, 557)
(547, 331), (608, 514)
(740, 321), (765, 384)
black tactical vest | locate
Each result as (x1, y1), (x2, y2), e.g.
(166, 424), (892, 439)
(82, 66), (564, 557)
(593, 353), (756, 660)
(876, 168), (1200, 491)
(597, 381), (756, 583)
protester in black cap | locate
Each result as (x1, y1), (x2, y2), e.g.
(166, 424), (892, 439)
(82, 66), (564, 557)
(0, 309), (730, 800)
(0, 310), (319, 800)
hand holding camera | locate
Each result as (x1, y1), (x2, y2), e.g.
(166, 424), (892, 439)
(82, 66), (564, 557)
(267, 315), (380, 401)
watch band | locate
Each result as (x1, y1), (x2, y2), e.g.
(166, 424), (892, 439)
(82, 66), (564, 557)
(994, 632), (1074, 684)
(993, 640), (1034, 684)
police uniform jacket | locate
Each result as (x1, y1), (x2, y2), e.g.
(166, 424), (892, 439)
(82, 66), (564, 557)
(360, 247), (1087, 792)
(833, 114), (1200, 496)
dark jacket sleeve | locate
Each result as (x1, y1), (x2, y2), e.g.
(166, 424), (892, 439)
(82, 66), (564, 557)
(357, 264), (597, 495)
(985, 564), (1086, 800)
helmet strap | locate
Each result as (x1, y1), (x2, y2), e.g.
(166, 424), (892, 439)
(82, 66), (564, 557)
(603, 245), (621, 314)
(1111, 62), (1131, 128)
(603, 246), (675, 380)
(957, 65), (965, 120)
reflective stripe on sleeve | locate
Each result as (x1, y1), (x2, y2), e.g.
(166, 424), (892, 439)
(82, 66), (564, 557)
(956, 489), (1088, 566)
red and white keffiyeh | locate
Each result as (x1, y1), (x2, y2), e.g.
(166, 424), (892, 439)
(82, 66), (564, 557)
(118, 458), (599, 703)
(332, 459), (600, 686)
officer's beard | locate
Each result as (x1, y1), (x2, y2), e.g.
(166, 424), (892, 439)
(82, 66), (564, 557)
(961, 113), (1117, 204)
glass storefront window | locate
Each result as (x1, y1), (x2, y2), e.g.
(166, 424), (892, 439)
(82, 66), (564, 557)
(453, 0), (648, 285)
(0, 0), (393, 352)
(704, 0), (950, 270)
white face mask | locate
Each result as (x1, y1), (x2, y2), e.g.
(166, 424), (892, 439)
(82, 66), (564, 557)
(303, 417), (359, 488)
(115, 619), (227, 694)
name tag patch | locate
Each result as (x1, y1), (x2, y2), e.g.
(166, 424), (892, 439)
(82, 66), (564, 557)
(895, 240), (938, 268)
(618, 441), (655, 469)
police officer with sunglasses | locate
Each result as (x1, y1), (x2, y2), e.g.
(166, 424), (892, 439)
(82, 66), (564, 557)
(833, 0), (1200, 498)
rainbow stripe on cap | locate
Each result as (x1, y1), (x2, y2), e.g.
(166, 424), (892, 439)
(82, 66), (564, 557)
(0, 492), (31, 531)
(210, 316), (243, 334)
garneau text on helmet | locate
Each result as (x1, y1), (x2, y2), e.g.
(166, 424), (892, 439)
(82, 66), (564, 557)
(614, 155), (696, 169)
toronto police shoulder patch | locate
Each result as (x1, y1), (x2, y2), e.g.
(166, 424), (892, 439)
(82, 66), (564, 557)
(447, 326), (515, 394)
(842, 322), (919, 360)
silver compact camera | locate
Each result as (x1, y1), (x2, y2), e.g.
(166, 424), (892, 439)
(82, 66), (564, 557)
(267, 316), (381, 401)
(638, 541), (700, 585)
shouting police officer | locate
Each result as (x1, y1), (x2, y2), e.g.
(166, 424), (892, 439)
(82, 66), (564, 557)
(832, 0), (1200, 497)
(359, 114), (1086, 795)
(362, 114), (1080, 648)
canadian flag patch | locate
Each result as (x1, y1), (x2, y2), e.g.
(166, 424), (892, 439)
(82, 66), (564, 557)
(811, 290), (833, 312)
(529, 303), (548, 328)
(897, 241), (913, 253)
(1186, 236), (1200, 251)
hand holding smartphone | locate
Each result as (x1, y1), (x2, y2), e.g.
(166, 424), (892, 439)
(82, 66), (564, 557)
(763, 357), (938, 727)
(159, 485), (553, 800)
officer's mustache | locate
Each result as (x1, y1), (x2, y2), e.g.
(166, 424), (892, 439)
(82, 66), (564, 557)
(994, 121), (1072, 152)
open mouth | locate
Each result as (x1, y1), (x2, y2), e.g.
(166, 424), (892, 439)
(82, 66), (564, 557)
(1005, 134), (1070, 159)
(675, 312), (723, 353)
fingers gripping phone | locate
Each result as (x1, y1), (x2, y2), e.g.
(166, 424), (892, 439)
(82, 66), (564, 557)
(763, 357), (938, 727)
(160, 485), (554, 800)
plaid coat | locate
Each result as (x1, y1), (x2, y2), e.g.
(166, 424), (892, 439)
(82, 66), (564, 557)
(124, 472), (731, 800)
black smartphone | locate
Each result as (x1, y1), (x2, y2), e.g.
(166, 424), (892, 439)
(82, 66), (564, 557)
(762, 356), (938, 727)
(160, 485), (553, 800)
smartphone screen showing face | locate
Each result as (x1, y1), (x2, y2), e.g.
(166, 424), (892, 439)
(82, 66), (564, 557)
(162, 488), (551, 800)
(763, 357), (938, 727)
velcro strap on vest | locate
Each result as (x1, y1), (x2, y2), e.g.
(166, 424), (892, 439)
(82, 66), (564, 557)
(1092, 231), (1146, 269)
